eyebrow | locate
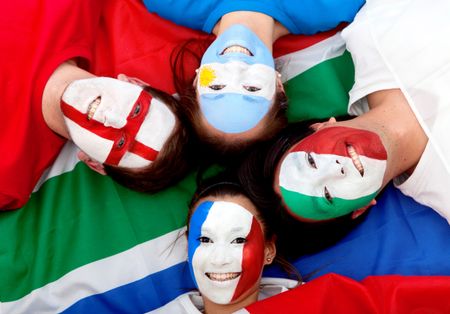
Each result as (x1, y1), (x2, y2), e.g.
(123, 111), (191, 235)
(201, 226), (245, 234)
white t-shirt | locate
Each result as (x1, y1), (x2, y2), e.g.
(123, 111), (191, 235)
(341, 0), (450, 223)
(148, 277), (299, 314)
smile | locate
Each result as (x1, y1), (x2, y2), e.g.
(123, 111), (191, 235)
(206, 272), (241, 282)
(221, 45), (253, 56)
(87, 97), (101, 120)
(347, 145), (365, 177)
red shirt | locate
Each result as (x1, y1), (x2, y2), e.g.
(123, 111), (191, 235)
(0, 0), (104, 209)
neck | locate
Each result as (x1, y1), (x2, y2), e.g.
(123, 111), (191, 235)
(42, 60), (95, 139)
(203, 289), (259, 314)
(347, 89), (427, 181)
(213, 11), (289, 51)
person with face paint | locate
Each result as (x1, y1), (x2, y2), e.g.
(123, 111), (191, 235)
(272, 0), (450, 224)
(144, 1), (364, 158)
(150, 174), (301, 314)
(0, 0), (194, 210)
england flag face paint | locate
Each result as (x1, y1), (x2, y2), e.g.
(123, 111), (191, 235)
(188, 201), (265, 304)
(197, 24), (276, 133)
(278, 126), (387, 220)
(61, 77), (176, 168)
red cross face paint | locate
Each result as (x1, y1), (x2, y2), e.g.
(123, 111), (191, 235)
(278, 126), (387, 220)
(61, 77), (176, 168)
(188, 201), (265, 305)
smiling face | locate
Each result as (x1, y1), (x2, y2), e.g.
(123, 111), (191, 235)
(197, 24), (277, 133)
(187, 200), (266, 305)
(60, 77), (176, 168)
(277, 126), (388, 221)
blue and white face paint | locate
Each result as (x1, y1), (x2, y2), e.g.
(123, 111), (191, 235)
(188, 201), (265, 304)
(197, 25), (277, 133)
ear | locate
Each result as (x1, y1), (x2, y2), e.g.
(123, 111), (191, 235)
(117, 73), (149, 88)
(351, 199), (377, 219)
(77, 151), (107, 175)
(310, 117), (337, 131)
(264, 237), (277, 266)
(276, 71), (285, 93)
(193, 71), (199, 88)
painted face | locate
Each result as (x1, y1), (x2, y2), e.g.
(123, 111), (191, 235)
(197, 24), (276, 133)
(188, 201), (265, 304)
(61, 77), (176, 168)
(278, 126), (387, 220)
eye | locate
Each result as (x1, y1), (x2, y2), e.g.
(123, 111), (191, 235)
(209, 84), (225, 90)
(243, 85), (261, 92)
(198, 236), (212, 243)
(306, 153), (317, 169)
(116, 135), (126, 149)
(131, 103), (141, 118)
(324, 186), (333, 204)
(231, 237), (246, 244)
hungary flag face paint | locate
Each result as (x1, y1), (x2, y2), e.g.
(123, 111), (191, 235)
(278, 126), (387, 220)
(188, 201), (265, 305)
(61, 77), (176, 168)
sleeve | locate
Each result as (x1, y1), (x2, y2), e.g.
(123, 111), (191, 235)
(0, 0), (105, 210)
(241, 274), (450, 314)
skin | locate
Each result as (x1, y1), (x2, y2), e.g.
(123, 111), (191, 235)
(274, 88), (428, 221)
(190, 194), (276, 314)
(197, 11), (287, 140)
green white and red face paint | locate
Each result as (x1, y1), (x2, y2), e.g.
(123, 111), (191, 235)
(61, 77), (175, 168)
(188, 201), (265, 304)
(278, 126), (387, 220)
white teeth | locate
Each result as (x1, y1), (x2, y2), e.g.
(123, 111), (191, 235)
(222, 45), (252, 56)
(87, 97), (101, 120)
(347, 145), (364, 177)
(206, 272), (240, 281)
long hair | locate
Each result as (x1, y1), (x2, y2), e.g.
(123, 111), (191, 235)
(104, 85), (197, 193)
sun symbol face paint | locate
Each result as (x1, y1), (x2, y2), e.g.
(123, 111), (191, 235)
(60, 77), (176, 168)
(278, 126), (387, 220)
(188, 201), (265, 304)
(197, 24), (277, 133)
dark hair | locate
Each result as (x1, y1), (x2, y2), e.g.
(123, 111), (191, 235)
(238, 119), (370, 259)
(104, 85), (196, 193)
(188, 171), (301, 282)
(171, 38), (288, 164)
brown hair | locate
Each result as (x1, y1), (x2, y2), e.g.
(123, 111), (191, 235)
(171, 38), (288, 163)
(188, 172), (302, 282)
(104, 85), (196, 193)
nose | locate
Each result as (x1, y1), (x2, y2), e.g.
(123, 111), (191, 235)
(209, 244), (232, 266)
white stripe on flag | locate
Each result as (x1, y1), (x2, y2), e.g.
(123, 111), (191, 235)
(2, 227), (188, 314)
(280, 152), (385, 200)
(275, 32), (346, 83)
(33, 141), (81, 192)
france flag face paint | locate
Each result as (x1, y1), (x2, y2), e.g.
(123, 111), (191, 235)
(188, 201), (265, 304)
(278, 126), (387, 220)
(61, 77), (176, 168)
(197, 25), (276, 133)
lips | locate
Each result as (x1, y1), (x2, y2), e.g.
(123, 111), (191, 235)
(221, 45), (253, 56)
(206, 272), (241, 282)
(347, 144), (365, 177)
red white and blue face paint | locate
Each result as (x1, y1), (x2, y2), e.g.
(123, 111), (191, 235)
(197, 25), (276, 133)
(61, 77), (176, 168)
(188, 201), (265, 304)
(278, 126), (387, 220)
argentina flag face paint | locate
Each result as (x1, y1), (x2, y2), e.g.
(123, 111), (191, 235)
(187, 201), (265, 304)
(278, 126), (387, 220)
(197, 24), (276, 133)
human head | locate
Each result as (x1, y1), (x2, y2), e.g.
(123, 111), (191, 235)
(61, 76), (194, 193)
(171, 28), (287, 159)
(187, 176), (276, 307)
(273, 119), (387, 222)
